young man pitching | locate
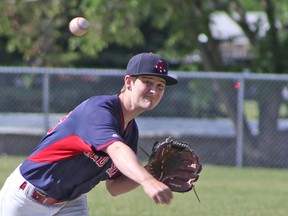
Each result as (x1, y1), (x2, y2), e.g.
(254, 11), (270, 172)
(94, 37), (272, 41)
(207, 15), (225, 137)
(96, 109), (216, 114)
(0, 52), (178, 216)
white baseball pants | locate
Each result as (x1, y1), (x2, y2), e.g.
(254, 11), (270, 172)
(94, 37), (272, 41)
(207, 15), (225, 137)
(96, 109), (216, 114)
(0, 165), (90, 216)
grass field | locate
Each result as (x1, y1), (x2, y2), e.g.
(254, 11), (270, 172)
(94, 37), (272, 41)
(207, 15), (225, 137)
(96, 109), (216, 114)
(1, 156), (287, 216)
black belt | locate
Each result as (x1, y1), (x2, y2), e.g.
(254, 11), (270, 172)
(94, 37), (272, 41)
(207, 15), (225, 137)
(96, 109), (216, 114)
(20, 181), (63, 205)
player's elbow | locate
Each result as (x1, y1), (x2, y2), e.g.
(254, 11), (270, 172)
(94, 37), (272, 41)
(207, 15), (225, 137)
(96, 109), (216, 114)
(105, 179), (122, 196)
(107, 190), (120, 197)
(106, 185), (120, 197)
(107, 189), (118, 196)
(106, 178), (139, 196)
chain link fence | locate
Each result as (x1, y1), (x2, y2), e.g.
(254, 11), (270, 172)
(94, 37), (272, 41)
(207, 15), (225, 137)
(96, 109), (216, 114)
(1, 66), (288, 169)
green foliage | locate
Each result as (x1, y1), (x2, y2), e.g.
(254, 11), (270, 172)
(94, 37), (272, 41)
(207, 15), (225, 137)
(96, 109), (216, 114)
(0, 0), (288, 73)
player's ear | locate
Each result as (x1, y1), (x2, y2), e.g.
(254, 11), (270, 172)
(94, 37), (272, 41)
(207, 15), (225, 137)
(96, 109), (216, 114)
(124, 75), (135, 91)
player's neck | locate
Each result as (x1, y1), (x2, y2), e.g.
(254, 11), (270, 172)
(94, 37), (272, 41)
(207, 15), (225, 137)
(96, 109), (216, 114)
(118, 93), (144, 124)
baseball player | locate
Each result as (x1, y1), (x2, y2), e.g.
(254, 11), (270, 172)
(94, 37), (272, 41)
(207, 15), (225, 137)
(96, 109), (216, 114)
(0, 52), (178, 216)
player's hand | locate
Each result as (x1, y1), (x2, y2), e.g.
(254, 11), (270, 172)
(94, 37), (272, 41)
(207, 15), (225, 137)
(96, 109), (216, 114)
(141, 177), (173, 205)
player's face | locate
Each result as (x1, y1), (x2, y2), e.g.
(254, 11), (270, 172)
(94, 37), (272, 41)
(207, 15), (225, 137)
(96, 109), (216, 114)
(131, 75), (166, 110)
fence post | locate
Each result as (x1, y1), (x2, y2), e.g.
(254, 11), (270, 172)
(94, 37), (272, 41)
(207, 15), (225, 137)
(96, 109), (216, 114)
(236, 76), (245, 167)
(42, 73), (50, 132)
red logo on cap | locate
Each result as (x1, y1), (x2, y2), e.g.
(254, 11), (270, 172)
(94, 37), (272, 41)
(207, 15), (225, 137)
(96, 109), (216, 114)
(155, 60), (167, 73)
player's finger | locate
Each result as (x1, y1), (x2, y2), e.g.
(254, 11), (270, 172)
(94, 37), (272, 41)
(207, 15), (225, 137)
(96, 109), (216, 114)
(155, 195), (168, 205)
(161, 190), (173, 205)
(154, 195), (161, 204)
(162, 196), (172, 205)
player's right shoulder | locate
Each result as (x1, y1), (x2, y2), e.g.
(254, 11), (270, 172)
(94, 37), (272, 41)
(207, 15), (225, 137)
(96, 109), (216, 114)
(86, 94), (119, 107)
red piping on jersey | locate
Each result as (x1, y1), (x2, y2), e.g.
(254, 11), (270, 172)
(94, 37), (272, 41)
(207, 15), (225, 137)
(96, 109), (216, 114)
(95, 139), (122, 151)
(28, 135), (92, 163)
(119, 109), (125, 131)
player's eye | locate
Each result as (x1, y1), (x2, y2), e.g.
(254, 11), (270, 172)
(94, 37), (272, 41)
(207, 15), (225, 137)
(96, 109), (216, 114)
(138, 77), (165, 91)
(157, 84), (165, 91)
(138, 77), (152, 86)
(143, 80), (152, 86)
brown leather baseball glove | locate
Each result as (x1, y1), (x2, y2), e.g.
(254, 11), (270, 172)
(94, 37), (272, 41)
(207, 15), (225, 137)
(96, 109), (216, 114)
(145, 136), (202, 193)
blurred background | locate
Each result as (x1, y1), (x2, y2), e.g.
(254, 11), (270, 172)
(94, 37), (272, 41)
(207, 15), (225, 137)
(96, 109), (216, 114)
(1, 0), (288, 169)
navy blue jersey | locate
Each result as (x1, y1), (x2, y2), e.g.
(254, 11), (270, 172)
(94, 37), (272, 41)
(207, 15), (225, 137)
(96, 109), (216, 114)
(20, 94), (139, 201)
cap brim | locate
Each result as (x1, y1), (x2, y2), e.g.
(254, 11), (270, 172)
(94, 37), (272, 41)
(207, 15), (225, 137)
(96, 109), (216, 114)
(137, 73), (178, 85)
(162, 75), (178, 85)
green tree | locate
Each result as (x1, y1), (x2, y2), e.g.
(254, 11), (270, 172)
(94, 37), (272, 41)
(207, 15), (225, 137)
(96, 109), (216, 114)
(1, 0), (288, 166)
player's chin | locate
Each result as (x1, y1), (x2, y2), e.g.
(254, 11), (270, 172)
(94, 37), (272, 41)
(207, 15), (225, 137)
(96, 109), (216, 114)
(144, 98), (161, 107)
(142, 101), (159, 110)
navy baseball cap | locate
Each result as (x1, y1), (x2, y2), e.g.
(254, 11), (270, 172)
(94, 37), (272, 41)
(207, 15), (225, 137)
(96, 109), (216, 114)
(126, 53), (178, 85)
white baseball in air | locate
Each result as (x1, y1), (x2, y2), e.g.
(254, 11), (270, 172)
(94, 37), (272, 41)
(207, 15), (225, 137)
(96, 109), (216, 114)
(69, 17), (89, 36)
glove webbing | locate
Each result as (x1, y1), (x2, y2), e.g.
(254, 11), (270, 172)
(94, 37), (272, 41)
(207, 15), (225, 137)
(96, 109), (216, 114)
(169, 138), (195, 153)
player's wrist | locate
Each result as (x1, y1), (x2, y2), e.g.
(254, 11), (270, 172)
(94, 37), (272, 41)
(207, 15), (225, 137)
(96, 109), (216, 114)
(139, 174), (156, 187)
